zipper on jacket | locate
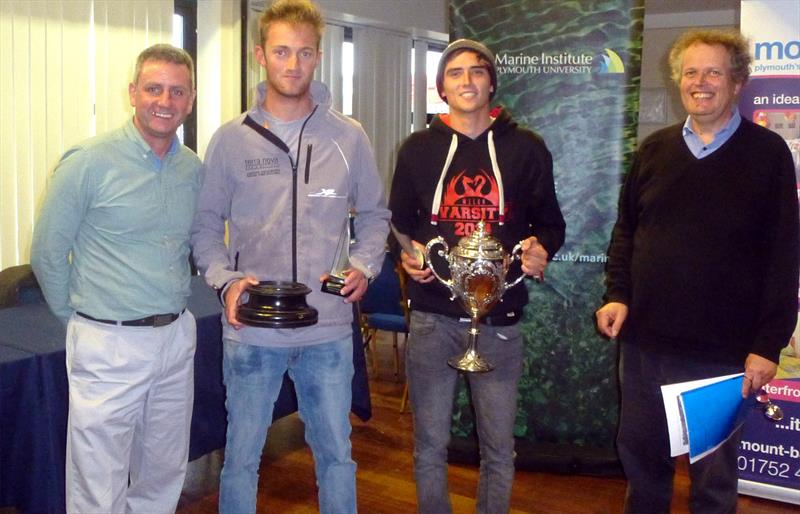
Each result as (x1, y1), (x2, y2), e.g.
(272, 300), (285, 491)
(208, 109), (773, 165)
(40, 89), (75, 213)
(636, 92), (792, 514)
(241, 106), (318, 282)
(291, 106), (318, 281)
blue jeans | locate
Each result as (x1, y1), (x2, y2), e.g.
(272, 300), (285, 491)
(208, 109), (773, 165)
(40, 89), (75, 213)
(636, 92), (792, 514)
(218, 337), (356, 514)
(406, 311), (523, 514)
(618, 340), (743, 514)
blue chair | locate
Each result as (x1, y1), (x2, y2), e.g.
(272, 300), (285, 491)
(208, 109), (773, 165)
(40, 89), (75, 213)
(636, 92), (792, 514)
(359, 252), (411, 411)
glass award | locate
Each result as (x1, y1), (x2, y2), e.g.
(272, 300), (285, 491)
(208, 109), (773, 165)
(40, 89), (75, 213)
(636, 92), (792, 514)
(321, 214), (353, 295)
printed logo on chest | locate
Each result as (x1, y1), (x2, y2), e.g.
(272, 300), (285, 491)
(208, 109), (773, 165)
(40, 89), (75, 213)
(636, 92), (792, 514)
(438, 169), (510, 235)
(245, 157), (281, 178)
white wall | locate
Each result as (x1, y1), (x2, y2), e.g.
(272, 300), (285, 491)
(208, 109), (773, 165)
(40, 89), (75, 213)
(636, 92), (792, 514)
(196, 0), (242, 158)
(316, 0), (447, 40)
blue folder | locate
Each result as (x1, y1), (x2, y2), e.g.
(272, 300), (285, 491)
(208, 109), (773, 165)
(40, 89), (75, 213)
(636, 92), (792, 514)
(679, 374), (756, 462)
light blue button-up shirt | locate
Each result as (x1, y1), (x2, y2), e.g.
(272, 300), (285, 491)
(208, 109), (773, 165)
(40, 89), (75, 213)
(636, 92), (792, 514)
(682, 107), (742, 159)
(31, 119), (201, 324)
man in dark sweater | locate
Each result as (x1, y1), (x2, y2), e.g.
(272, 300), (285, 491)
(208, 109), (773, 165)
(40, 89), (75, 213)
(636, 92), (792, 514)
(596, 29), (799, 513)
(389, 39), (565, 513)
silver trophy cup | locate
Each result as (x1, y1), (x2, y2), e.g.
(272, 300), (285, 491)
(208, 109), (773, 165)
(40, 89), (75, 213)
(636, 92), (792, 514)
(425, 220), (526, 372)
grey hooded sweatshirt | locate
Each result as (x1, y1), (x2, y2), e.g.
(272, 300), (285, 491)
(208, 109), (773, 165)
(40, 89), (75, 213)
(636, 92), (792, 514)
(191, 80), (390, 347)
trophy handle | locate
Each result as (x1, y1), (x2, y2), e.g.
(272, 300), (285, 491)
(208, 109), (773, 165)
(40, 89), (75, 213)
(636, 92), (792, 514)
(425, 237), (456, 300)
(504, 241), (527, 290)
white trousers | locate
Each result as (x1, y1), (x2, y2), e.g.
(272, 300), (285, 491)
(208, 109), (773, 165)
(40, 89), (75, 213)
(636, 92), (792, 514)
(65, 310), (196, 514)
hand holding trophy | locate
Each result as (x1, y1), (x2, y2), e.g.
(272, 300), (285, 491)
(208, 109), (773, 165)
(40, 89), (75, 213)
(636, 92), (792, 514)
(425, 220), (526, 372)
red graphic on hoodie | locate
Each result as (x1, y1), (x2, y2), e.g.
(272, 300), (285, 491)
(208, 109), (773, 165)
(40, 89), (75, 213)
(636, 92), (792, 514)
(438, 169), (505, 235)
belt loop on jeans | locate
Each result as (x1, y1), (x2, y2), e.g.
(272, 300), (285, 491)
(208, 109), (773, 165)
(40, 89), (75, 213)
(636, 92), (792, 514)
(76, 310), (184, 327)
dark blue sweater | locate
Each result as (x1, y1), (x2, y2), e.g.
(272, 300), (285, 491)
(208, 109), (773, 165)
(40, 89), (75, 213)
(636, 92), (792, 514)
(605, 118), (799, 364)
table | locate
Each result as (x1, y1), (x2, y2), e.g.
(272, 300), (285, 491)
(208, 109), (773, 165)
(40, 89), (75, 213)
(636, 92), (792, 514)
(0, 277), (370, 514)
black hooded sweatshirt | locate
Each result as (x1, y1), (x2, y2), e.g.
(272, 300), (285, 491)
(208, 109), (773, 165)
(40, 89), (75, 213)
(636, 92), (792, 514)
(389, 108), (566, 320)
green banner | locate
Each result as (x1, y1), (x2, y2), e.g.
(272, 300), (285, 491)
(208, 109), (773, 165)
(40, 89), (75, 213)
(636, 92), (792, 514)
(449, 0), (644, 472)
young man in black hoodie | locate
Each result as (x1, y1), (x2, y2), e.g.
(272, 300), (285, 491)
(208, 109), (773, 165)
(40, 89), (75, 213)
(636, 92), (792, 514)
(389, 39), (565, 513)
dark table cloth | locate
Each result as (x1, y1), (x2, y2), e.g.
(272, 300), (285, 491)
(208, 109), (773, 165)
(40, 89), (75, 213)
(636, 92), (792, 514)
(0, 277), (370, 514)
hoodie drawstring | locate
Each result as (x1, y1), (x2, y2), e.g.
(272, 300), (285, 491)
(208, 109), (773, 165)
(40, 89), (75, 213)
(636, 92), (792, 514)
(487, 130), (505, 225)
(430, 133), (459, 225)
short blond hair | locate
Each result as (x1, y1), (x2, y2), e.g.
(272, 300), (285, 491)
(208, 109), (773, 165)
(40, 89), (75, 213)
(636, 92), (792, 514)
(668, 29), (751, 85)
(259, 0), (324, 49)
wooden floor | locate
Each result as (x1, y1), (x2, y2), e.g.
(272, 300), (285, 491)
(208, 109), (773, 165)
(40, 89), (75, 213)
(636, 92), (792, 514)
(176, 331), (798, 514)
(0, 337), (793, 514)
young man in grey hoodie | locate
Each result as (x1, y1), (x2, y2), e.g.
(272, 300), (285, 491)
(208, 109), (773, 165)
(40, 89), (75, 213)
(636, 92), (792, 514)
(190, 1), (389, 512)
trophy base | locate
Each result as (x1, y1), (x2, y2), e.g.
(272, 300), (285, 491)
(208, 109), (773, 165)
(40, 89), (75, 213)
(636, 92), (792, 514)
(238, 281), (318, 328)
(320, 275), (346, 296)
(448, 349), (494, 373)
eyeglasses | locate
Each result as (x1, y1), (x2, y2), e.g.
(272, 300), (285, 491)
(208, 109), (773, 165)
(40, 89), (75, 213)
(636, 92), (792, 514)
(755, 388), (784, 422)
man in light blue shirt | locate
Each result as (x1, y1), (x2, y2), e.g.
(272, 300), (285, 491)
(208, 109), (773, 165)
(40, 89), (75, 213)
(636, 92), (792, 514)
(31, 44), (200, 514)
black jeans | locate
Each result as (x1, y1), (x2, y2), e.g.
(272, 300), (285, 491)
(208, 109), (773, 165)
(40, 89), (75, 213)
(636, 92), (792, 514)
(617, 340), (742, 514)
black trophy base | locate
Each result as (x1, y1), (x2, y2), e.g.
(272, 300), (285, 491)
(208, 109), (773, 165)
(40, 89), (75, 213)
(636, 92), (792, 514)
(238, 281), (318, 328)
(321, 275), (346, 296)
